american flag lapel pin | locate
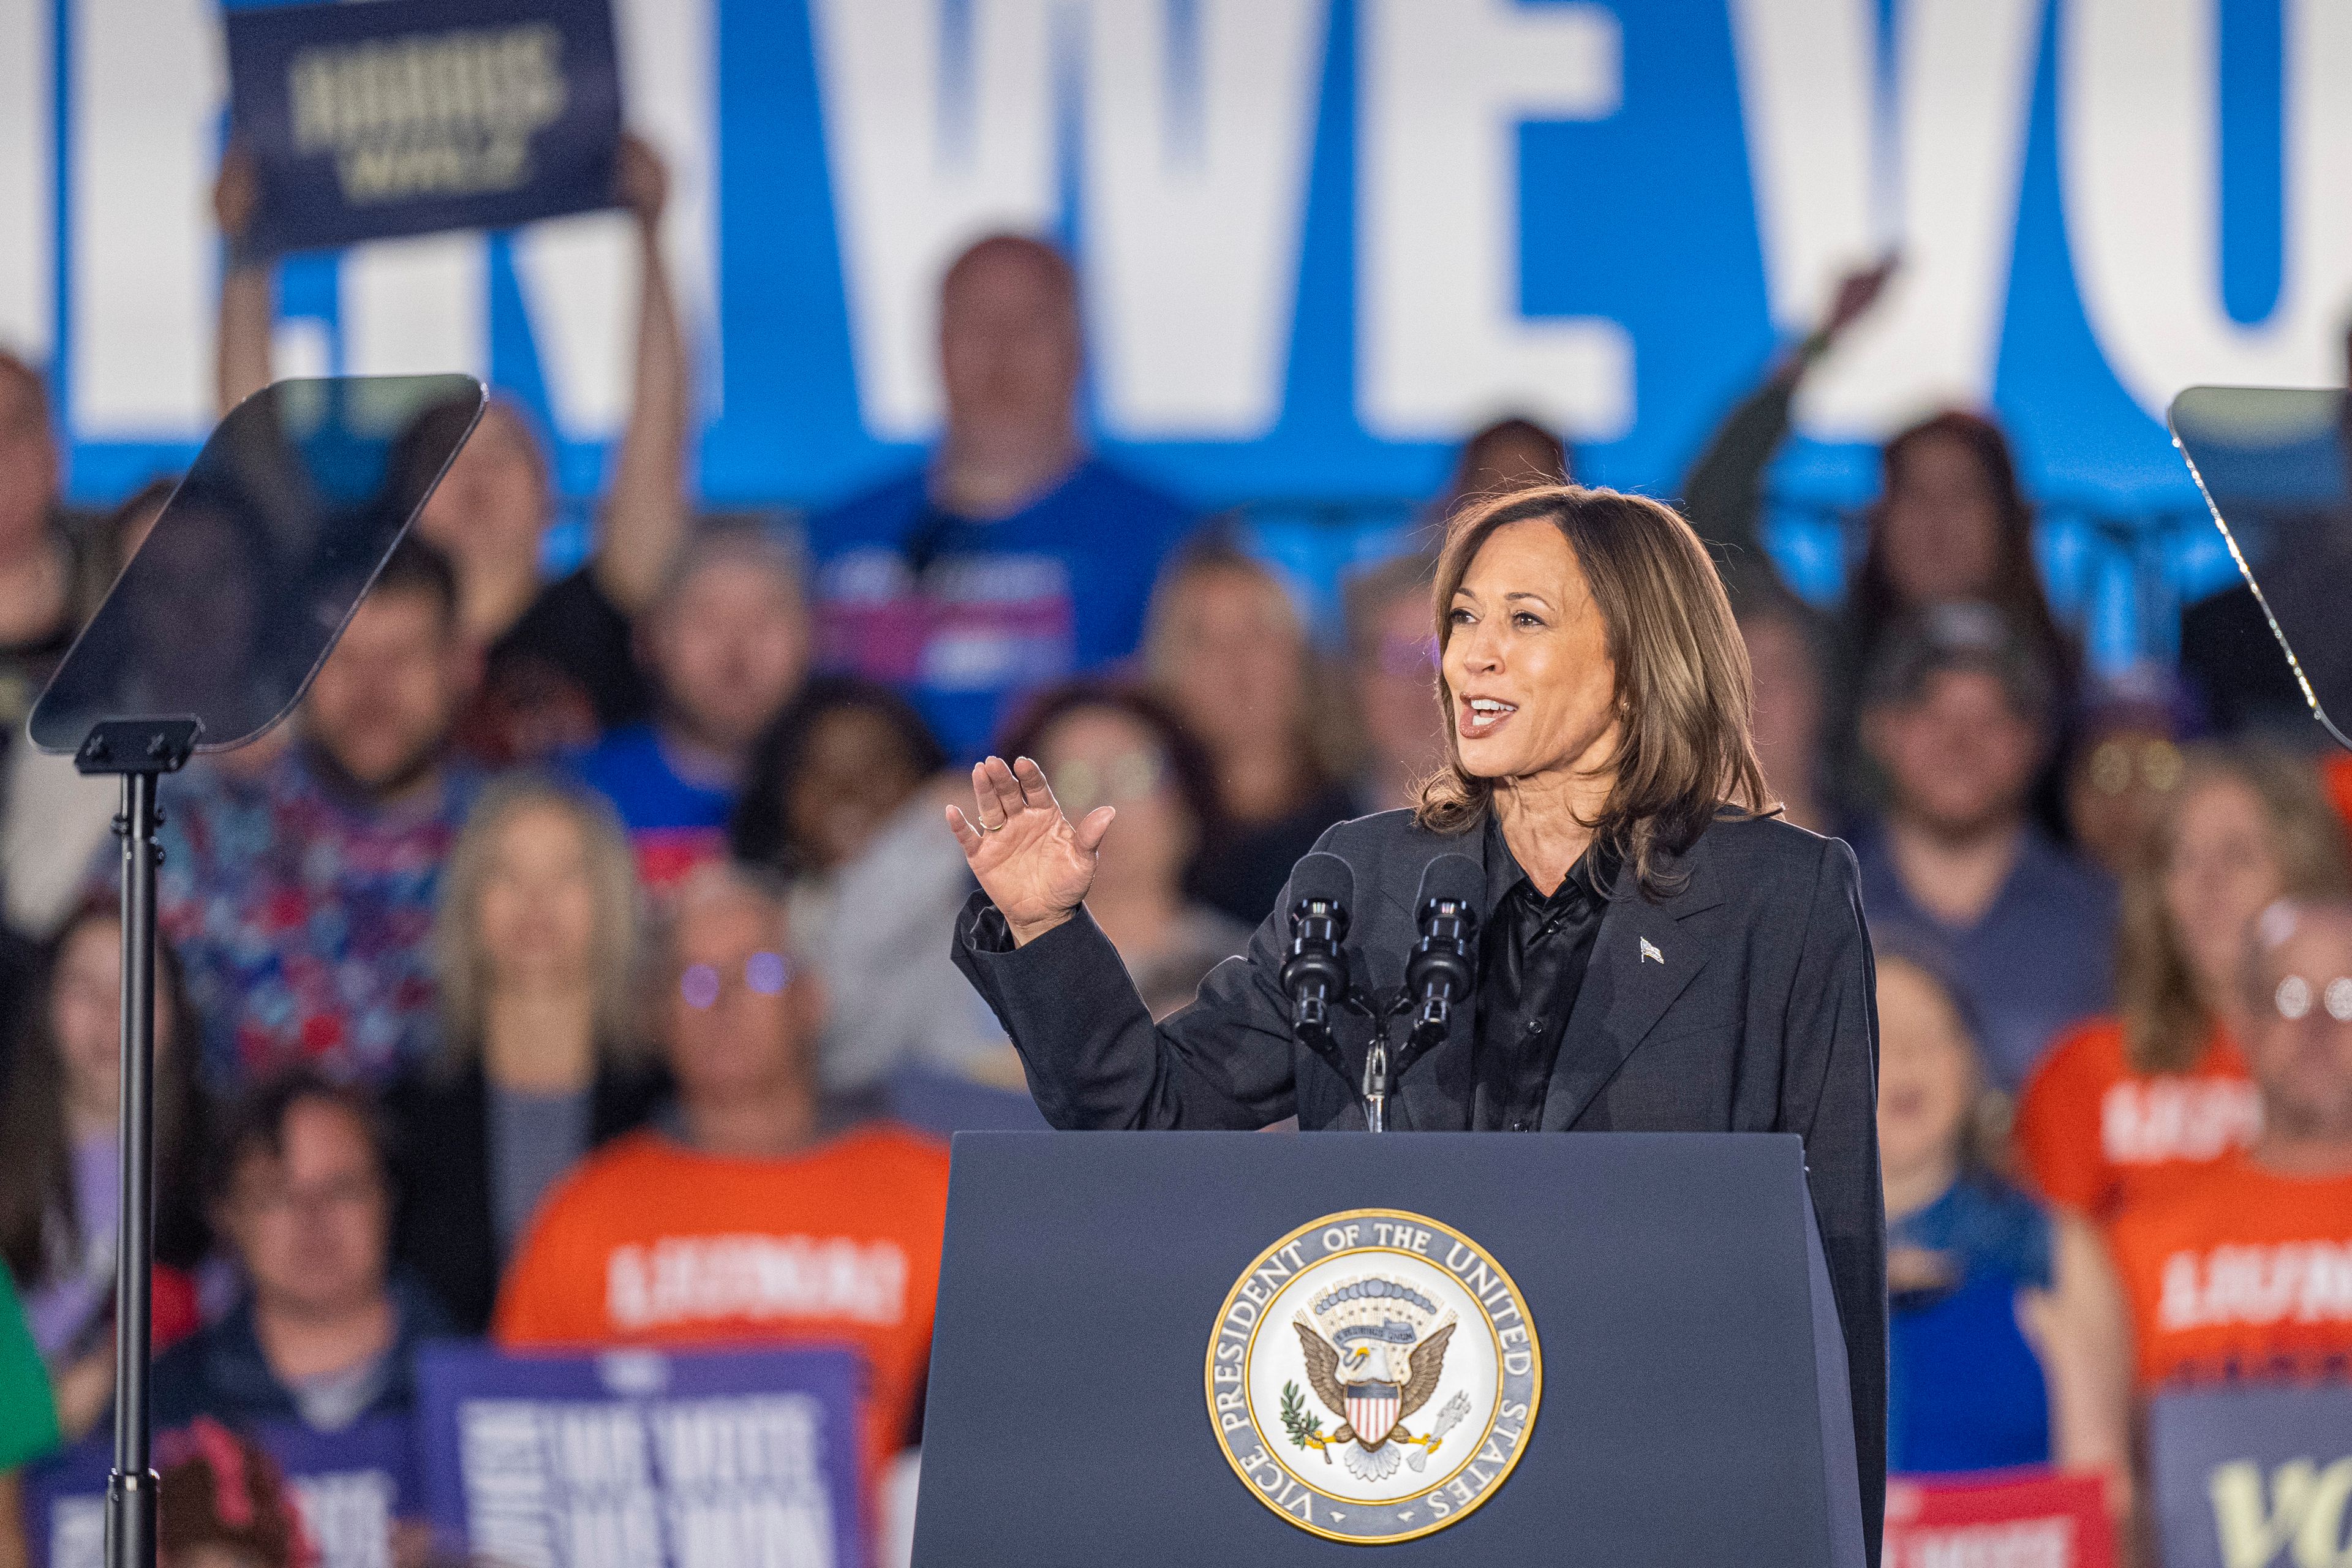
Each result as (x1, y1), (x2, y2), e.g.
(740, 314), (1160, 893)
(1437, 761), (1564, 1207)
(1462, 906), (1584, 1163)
(1638, 936), (1664, 965)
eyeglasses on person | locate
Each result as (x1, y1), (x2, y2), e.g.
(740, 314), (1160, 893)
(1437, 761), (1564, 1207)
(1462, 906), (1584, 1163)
(2272, 973), (2352, 1023)
(680, 950), (792, 1009)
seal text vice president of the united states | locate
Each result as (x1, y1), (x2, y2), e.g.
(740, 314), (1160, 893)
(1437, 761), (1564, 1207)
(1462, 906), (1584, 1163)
(946, 485), (1886, 1556)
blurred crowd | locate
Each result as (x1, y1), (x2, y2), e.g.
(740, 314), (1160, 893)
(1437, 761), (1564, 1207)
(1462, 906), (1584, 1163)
(0, 148), (2344, 1568)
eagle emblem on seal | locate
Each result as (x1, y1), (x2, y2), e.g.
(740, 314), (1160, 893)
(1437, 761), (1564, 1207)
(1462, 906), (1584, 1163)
(1283, 1275), (1474, 1483)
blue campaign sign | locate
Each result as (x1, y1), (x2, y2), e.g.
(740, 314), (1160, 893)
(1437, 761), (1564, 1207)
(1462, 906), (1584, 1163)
(225, 0), (623, 257)
(13, 0), (2340, 651)
(22, 1418), (418, 1568)
(2147, 1383), (2352, 1568)
(414, 1340), (867, 1568)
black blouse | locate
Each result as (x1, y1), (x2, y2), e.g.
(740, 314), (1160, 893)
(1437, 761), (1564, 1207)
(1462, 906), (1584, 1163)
(1472, 823), (1615, 1132)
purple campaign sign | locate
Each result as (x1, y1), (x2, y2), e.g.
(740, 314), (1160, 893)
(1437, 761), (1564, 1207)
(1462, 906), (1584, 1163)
(2149, 1384), (2352, 1568)
(415, 1341), (867, 1568)
(22, 1417), (417, 1568)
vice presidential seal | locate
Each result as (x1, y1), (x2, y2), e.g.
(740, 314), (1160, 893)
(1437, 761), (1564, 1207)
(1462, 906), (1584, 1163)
(1205, 1209), (1540, 1544)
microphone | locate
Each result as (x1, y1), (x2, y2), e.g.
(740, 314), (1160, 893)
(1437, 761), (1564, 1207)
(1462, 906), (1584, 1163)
(1403, 854), (1484, 1060)
(1279, 853), (1354, 1069)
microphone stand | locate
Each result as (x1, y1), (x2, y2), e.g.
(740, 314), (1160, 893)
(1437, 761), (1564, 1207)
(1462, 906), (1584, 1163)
(1302, 990), (1425, 1134)
(1359, 998), (1428, 1133)
(1286, 890), (1473, 1133)
(75, 717), (199, 1568)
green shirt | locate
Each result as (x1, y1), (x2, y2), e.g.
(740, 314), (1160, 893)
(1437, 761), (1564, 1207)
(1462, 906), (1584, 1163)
(0, 1273), (60, 1469)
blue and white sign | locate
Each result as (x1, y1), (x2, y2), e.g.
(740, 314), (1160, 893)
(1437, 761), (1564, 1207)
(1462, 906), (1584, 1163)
(23, 1418), (418, 1568)
(3, 0), (2340, 526)
(414, 1341), (867, 1568)
(225, 0), (624, 257)
(2148, 1383), (2352, 1568)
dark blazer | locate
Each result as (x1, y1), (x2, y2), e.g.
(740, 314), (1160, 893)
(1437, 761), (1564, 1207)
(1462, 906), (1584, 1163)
(954, 807), (1887, 1560)
(383, 1060), (668, 1335)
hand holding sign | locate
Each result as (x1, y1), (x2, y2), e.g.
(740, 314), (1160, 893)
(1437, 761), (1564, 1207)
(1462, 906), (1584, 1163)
(214, 144), (260, 251)
(616, 130), (669, 232)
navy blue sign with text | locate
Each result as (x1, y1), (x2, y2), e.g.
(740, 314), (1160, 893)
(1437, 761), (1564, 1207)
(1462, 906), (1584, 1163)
(416, 1341), (867, 1568)
(225, 0), (622, 257)
(23, 1419), (417, 1568)
(2149, 1384), (2352, 1568)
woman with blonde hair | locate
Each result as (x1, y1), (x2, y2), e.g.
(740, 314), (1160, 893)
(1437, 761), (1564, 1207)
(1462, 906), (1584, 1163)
(944, 483), (1887, 1547)
(385, 776), (667, 1332)
(2015, 745), (2351, 1221)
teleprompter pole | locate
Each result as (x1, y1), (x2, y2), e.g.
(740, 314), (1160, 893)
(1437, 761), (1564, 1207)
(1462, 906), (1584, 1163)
(107, 769), (159, 1568)
(75, 719), (198, 1568)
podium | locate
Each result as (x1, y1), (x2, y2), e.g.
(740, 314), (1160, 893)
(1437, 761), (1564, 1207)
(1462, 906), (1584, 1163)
(913, 1131), (1866, 1565)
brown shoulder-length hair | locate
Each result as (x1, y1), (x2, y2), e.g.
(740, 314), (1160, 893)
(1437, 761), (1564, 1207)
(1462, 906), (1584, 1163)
(1852, 411), (2067, 671)
(2118, 745), (2351, 1073)
(0, 894), (208, 1287)
(1414, 485), (1773, 892)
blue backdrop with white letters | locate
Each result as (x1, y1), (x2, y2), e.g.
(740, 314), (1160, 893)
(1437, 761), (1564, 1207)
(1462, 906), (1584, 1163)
(18, 0), (2330, 652)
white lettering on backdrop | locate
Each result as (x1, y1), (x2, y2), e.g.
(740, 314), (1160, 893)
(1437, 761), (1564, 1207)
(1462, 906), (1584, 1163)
(1081, 0), (1327, 437)
(1356, 0), (1627, 441)
(1728, 0), (2045, 439)
(2063, 0), (2352, 414)
(69, 0), (221, 434)
(807, 0), (1056, 440)
(0, 0), (48, 364)
(23, 0), (2352, 459)
(810, 0), (1327, 440)
(341, 234), (493, 383)
(511, 0), (724, 439)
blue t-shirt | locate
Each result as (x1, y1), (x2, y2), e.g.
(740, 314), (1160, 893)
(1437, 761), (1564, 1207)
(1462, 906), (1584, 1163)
(1887, 1179), (2056, 1474)
(807, 458), (1194, 758)
(567, 723), (731, 886)
(1854, 823), (2117, 1089)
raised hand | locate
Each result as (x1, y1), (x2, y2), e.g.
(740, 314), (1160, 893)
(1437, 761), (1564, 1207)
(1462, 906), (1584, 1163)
(1821, 252), (1899, 342)
(615, 131), (670, 231)
(946, 756), (1115, 946)
(214, 143), (260, 246)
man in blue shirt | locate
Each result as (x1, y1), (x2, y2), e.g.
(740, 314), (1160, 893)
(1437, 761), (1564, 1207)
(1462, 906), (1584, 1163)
(569, 522), (810, 888)
(1852, 605), (2117, 1089)
(809, 235), (1194, 758)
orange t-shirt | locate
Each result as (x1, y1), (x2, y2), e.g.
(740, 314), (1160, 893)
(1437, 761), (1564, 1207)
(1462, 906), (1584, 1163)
(2014, 1017), (2260, 1219)
(2107, 1151), (2352, 1392)
(494, 1124), (951, 1480)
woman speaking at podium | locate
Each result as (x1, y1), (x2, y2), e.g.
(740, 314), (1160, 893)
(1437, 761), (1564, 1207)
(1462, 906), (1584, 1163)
(946, 484), (1885, 1536)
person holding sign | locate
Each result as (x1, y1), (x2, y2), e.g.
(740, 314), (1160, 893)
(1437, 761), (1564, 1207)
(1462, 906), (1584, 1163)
(213, 132), (692, 761)
(945, 484), (1888, 1556)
